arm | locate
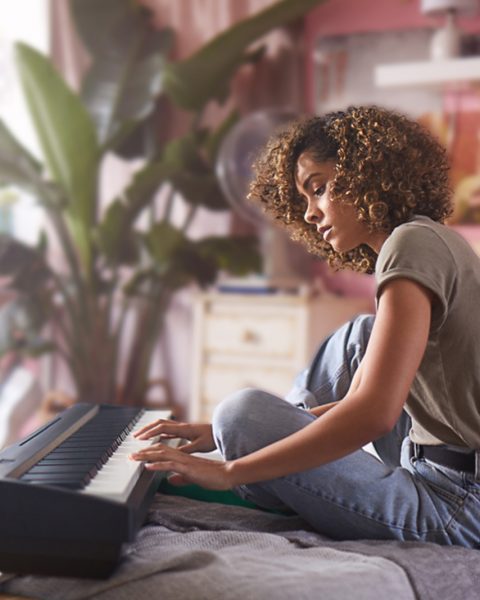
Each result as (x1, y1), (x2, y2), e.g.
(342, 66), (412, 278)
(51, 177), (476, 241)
(308, 402), (339, 417)
(131, 278), (432, 489)
(226, 278), (432, 485)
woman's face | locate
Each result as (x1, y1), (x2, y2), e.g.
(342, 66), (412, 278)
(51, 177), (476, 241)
(294, 151), (387, 254)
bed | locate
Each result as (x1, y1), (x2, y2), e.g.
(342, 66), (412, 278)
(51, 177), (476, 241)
(1, 493), (478, 600)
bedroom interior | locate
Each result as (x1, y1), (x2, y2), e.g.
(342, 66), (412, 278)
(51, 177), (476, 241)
(0, 0), (480, 598)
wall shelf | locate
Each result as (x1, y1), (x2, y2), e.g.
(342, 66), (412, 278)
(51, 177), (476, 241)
(375, 56), (480, 88)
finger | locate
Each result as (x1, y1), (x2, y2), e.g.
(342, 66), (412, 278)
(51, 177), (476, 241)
(144, 461), (178, 472)
(133, 418), (172, 438)
(130, 445), (183, 462)
(134, 419), (179, 438)
(134, 420), (185, 439)
(144, 457), (197, 481)
(167, 473), (190, 486)
(178, 441), (200, 454)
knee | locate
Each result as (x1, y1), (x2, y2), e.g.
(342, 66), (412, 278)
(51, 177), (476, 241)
(350, 314), (375, 347)
(212, 388), (273, 459)
(212, 387), (268, 437)
(347, 313), (375, 371)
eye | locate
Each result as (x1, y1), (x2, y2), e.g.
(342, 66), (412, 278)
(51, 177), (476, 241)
(313, 184), (326, 197)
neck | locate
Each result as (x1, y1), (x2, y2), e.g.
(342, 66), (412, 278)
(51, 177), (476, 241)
(368, 231), (389, 255)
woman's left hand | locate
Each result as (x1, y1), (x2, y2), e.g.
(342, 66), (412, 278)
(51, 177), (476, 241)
(129, 444), (234, 490)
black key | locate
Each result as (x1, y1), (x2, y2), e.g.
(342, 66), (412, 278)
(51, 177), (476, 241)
(25, 480), (84, 489)
(27, 465), (97, 477)
(21, 473), (90, 485)
(39, 457), (104, 469)
(46, 451), (109, 463)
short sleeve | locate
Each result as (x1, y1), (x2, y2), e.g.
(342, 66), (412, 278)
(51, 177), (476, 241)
(375, 223), (457, 331)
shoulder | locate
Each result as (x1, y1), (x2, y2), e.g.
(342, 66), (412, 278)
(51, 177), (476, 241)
(375, 216), (458, 331)
(381, 216), (450, 254)
(376, 216), (454, 275)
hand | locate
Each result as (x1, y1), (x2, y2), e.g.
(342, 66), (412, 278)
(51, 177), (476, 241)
(134, 419), (216, 454)
(129, 444), (233, 490)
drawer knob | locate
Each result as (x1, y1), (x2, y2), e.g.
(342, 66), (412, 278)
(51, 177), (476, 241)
(242, 329), (260, 344)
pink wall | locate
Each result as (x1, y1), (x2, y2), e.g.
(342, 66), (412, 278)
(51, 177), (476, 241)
(305, 0), (480, 38)
(304, 0), (480, 112)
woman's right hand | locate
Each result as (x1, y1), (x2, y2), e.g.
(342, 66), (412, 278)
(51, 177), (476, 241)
(133, 419), (216, 454)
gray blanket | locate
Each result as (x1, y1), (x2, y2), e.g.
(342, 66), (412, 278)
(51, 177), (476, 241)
(2, 495), (479, 600)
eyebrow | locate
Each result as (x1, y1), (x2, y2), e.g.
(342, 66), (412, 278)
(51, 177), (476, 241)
(299, 172), (326, 192)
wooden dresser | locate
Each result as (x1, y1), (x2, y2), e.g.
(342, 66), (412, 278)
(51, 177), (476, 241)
(190, 291), (373, 421)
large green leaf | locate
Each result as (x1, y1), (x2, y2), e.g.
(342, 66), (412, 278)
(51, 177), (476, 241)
(0, 298), (55, 358)
(0, 119), (42, 175)
(70, 0), (171, 58)
(164, 246), (218, 290)
(70, 0), (174, 147)
(97, 159), (175, 265)
(0, 118), (66, 210)
(82, 51), (166, 148)
(170, 172), (230, 211)
(161, 133), (230, 210)
(14, 42), (99, 268)
(163, 0), (326, 110)
(0, 234), (52, 293)
(203, 109), (240, 163)
(95, 202), (139, 265)
(194, 236), (262, 275)
(141, 222), (186, 266)
(105, 114), (155, 160)
(0, 234), (55, 357)
(133, 223), (214, 293)
(140, 229), (262, 291)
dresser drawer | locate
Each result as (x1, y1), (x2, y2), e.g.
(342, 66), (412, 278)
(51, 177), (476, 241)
(204, 312), (298, 358)
(201, 363), (297, 413)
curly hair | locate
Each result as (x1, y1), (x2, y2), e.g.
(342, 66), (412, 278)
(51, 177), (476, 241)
(248, 105), (452, 273)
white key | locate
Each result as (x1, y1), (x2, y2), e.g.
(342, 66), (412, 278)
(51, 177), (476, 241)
(82, 409), (173, 503)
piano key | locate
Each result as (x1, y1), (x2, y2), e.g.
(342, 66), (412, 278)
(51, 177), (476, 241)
(82, 409), (172, 502)
(27, 465), (98, 477)
(45, 450), (110, 463)
(21, 473), (91, 486)
(28, 465), (91, 473)
(35, 457), (103, 468)
(25, 480), (85, 489)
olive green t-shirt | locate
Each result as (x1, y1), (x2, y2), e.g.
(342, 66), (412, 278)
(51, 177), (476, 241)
(375, 215), (480, 448)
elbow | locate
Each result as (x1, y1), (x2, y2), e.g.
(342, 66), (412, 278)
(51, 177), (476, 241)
(374, 419), (396, 439)
(360, 395), (405, 440)
(372, 412), (402, 439)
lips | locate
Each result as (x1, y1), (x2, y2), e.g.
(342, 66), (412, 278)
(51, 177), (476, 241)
(317, 225), (332, 239)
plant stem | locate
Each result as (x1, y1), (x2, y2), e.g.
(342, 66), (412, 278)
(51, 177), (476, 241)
(162, 185), (175, 222)
(109, 295), (130, 403)
(121, 285), (171, 405)
(181, 204), (197, 233)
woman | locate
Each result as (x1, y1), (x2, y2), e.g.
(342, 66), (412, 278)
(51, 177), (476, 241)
(131, 106), (480, 547)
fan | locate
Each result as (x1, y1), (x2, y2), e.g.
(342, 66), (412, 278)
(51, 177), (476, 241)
(215, 108), (313, 290)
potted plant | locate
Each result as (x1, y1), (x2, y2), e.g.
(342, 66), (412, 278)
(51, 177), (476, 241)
(0, 0), (325, 407)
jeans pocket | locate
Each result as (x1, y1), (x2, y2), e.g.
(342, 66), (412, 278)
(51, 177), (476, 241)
(414, 458), (468, 506)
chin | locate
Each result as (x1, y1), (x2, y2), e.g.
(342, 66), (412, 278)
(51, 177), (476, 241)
(330, 241), (349, 254)
(330, 238), (359, 254)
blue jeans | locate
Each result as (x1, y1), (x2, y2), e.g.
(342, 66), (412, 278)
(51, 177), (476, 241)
(212, 315), (480, 547)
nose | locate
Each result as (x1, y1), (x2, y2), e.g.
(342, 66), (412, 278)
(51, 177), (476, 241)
(304, 198), (322, 224)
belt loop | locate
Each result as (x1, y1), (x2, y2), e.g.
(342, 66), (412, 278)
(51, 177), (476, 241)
(413, 443), (422, 459)
(475, 451), (480, 482)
